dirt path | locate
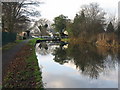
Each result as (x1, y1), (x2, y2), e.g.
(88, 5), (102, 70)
(2, 39), (43, 88)
(2, 40), (30, 74)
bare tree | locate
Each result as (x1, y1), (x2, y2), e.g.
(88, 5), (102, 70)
(81, 3), (106, 34)
(2, 0), (42, 32)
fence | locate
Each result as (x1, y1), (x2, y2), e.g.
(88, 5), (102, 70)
(2, 32), (17, 46)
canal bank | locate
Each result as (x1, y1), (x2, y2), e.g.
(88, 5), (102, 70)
(3, 39), (43, 88)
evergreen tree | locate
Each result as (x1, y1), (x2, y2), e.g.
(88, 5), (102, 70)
(116, 22), (120, 38)
(106, 22), (114, 33)
(53, 14), (68, 36)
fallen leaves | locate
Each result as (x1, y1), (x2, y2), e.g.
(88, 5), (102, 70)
(3, 44), (43, 88)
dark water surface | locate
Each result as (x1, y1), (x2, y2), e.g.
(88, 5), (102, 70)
(36, 41), (118, 88)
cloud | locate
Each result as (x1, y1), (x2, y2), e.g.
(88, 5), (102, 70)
(118, 1), (120, 19)
(39, 0), (119, 21)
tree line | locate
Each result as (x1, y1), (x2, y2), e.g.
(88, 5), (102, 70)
(53, 3), (120, 44)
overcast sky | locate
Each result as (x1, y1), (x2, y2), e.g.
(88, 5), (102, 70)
(36, 0), (119, 21)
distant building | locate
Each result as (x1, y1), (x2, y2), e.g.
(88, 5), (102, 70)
(64, 31), (68, 35)
(18, 30), (30, 40)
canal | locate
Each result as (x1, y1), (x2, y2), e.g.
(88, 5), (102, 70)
(35, 41), (118, 88)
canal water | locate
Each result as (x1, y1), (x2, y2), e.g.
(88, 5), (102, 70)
(35, 41), (118, 88)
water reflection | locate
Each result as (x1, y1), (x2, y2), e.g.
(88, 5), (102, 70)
(52, 42), (70, 64)
(36, 42), (49, 55)
(36, 41), (118, 88)
(36, 41), (60, 55)
(52, 43), (118, 79)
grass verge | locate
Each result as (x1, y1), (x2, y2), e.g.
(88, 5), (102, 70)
(27, 39), (44, 88)
(3, 38), (44, 88)
(61, 38), (70, 42)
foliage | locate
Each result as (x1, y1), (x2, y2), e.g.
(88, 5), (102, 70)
(116, 21), (120, 38)
(106, 22), (114, 33)
(72, 10), (86, 37)
(66, 3), (106, 42)
(118, 22), (120, 37)
(53, 14), (68, 35)
(62, 3), (119, 45)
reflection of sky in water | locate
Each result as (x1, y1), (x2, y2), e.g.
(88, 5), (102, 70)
(36, 53), (118, 88)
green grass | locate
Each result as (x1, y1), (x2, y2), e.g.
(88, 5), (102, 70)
(61, 38), (70, 42)
(29, 38), (44, 46)
(26, 38), (44, 88)
(26, 42), (44, 88)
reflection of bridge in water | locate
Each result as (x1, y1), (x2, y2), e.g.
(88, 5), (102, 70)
(35, 41), (68, 55)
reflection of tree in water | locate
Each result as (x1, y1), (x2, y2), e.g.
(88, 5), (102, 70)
(52, 42), (118, 79)
(97, 46), (118, 70)
(68, 44), (106, 79)
(35, 42), (49, 55)
(52, 42), (70, 64)
(97, 46), (118, 60)
(117, 49), (120, 65)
